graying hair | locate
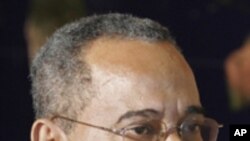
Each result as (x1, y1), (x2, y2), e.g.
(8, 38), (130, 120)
(30, 13), (176, 133)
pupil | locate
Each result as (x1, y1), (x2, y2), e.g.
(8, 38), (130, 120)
(135, 127), (147, 134)
(183, 124), (199, 133)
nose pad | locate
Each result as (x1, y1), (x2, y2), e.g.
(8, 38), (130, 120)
(165, 133), (182, 141)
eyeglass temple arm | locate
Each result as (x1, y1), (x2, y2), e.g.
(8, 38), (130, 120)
(51, 115), (117, 132)
(50, 115), (137, 140)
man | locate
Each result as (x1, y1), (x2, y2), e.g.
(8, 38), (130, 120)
(30, 13), (222, 141)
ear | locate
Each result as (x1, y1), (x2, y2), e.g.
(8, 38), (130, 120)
(31, 119), (67, 141)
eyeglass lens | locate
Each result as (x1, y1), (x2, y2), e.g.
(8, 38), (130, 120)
(122, 117), (220, 141)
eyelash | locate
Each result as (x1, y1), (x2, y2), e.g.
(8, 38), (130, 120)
(125, 123), (157, 136)
(133, 125), (154, 134)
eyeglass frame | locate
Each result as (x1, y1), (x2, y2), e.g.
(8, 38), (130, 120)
(50, 115), (223, 141)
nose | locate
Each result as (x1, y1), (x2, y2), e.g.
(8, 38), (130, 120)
(165, 133), (182, 141)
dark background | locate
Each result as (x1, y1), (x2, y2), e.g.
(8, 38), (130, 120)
(1, 0), (250, 140)
(1, 0), (33, 141)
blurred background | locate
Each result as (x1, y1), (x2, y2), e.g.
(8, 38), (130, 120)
(1, 0), (250, 140)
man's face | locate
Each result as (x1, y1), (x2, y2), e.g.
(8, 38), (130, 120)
(68, 37), (201, 141)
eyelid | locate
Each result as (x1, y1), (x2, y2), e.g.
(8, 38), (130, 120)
(117, 109), (163, 124)
(120, 119), (161, 132)
(178, 113), (204, 124)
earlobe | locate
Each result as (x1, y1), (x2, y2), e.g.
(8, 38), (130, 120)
(31, 119), (67, 141)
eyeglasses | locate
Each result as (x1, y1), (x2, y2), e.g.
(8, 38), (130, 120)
(50, 114), (223, 141)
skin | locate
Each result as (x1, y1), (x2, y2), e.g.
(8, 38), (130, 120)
(31, 37), (202, 141)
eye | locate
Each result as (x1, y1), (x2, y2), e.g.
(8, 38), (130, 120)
(123, 121), (161, 141)
(124, 124), (158, 140)
(133, 125), (154, 135)
(178, 122), (204, 140)
(181, 123), (201, 134)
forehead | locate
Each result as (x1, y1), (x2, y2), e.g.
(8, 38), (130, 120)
(81, 37), (200, 123)
(85, 37), (190, 75)
(84, 37), (196, 89)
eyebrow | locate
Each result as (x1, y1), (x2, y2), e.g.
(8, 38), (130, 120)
(117, 106), (204, 124)
(185, 105), (205, 115)
(116, 109), (161, 123)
